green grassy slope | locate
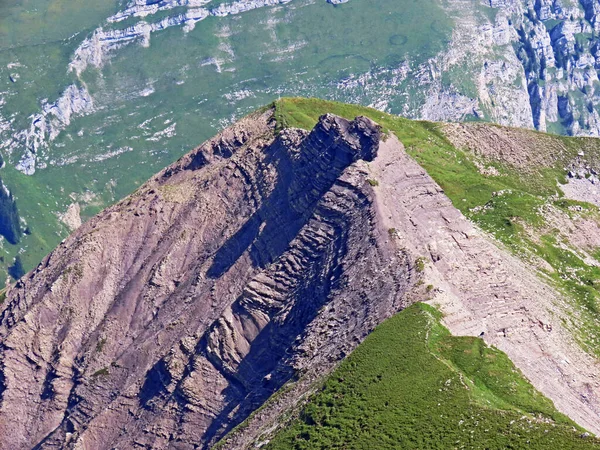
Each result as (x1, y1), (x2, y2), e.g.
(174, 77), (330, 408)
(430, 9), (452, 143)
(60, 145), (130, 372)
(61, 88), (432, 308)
(273, 97), (600, 357)
(266, 303), (598, 449)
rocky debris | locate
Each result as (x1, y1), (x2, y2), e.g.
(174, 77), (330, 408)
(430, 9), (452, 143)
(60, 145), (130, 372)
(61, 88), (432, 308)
(0, 109), (415, 449)
(59, 203), (82, 231)
(561, 162), (600, 206)
(442, 120), (600, 183)
(442, 121), (571, 171)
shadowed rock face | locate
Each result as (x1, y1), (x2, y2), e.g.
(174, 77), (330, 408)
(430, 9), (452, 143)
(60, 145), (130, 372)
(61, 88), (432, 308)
(0, 110), (415, 449)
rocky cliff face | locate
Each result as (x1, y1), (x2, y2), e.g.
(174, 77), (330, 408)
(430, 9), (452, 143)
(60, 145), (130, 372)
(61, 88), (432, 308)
(0, 109), (415, 449)
(337, 0), (600, 137)
(422, 0), (600, 136)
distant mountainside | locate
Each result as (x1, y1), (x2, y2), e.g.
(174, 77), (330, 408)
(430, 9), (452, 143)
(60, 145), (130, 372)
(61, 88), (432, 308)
(442, 0), (600, 137)
(3, 98), (600, 448)
(6, 0), (600, 280)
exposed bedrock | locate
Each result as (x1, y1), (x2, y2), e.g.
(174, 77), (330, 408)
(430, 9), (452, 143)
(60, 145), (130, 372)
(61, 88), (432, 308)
(0, 110), (415, 449)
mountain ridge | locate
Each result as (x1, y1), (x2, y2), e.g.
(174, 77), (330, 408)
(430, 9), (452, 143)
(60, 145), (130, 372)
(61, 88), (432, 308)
(0, 106), (417, 449)
(3, 98), (600, 448)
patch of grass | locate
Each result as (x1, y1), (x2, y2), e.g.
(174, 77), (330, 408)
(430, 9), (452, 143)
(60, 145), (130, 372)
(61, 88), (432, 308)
(266, 304), (597, 449)
(415, 256), (427, 273)
(63, 263), (84, 282)
(367, 179), (379, 187)
(96, 338), (106, 353)
(91, 367), (109, 378)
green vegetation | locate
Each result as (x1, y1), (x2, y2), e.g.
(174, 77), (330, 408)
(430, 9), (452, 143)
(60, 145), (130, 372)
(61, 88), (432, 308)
(415, 257), (427, 273)
(96, 338), (107, 353)
(267, 304), (597, 449)
(91, 367), (109, 378)
(62, 263), (84, 282)
(273, 97), (600, 356)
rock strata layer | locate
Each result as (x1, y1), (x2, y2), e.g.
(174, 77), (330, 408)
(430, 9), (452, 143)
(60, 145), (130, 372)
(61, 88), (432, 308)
(0, 109), (415, 449)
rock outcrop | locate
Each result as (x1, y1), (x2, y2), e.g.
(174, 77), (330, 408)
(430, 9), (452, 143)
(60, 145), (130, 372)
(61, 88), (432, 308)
(0, 109), (415, 449)
(14, 84), (93, 176)
(473, 0), (600, 136)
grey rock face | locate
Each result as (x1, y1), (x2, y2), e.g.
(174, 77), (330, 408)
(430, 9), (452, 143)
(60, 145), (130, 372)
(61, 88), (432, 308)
(13, 84), (93, 175)
(0, 109), (415, 449)
(394, 0), (600, 137)
(492, 0), (600, 135)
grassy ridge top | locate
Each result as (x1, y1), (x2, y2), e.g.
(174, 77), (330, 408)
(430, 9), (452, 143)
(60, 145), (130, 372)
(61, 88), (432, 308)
(274, 97), (600, 357)
(273, 97), (569, 223)
(266, 303), (598, 449)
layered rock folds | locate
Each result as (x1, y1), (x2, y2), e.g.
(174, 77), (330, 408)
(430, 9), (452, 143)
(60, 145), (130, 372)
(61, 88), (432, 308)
(0, 110), (413, 449)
